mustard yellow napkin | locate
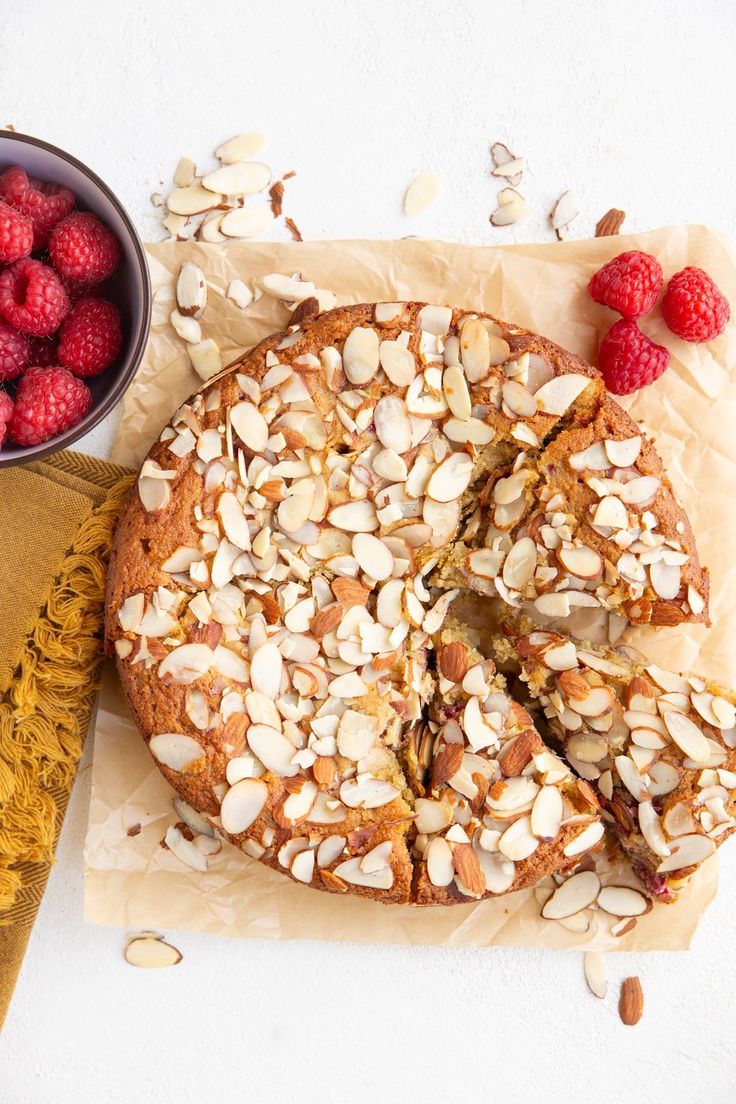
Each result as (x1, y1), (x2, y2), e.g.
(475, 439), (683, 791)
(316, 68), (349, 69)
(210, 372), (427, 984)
(0, 450), (133, 1031)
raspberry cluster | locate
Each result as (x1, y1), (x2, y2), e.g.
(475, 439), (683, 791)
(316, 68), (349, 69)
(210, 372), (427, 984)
(588, 250), (729, 395)
(0, 165), (123, 448)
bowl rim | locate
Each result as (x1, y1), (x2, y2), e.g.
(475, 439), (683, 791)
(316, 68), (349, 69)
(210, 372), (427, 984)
(0, 129), (152, 468)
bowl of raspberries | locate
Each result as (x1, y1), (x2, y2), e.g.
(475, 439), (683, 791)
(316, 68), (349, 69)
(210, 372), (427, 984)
(0, 130), (151, 466)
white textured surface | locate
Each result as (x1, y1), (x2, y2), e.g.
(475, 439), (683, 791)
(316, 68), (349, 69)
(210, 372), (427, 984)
(1, 1), (736, 1100)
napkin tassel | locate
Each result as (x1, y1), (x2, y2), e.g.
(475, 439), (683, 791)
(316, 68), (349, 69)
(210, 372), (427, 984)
(0, 475), (134, 917)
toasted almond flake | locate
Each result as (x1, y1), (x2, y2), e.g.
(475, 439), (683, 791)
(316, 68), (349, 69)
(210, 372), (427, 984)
(220, 206), (273, 239)
(230, 401), (269, 452)
(328, 500), (379, 533)
(549, 190), (579, 234)
(250, 641), (283, 698)
(536, 373), (590, 415)
(426, 452), (474, 502)
(149, 733), (205, 772)
(352, 533), (393, 581)
(164, 825), (208, 872)
(443, 364), (472, 419)
(558, 544), (602, 580)
(492, 156), (525, 181)
(167, 183), (223, 216)
(333, 855), (393, 890)
(460, 319), (491, 383)
(374, 394), (413, 453)
(158, 643), (214, 684)
(490, 189), (531, 227)
(198, 211), (227, 243)
(498, 815), (539, 860)
(657, 833), (716, 872)
(530, 785), (564, 839)
(663, 710), (710, 762)
(426, 836), (454, 886)
(605, 436), (641, 467)
(502, 379), (537, 417)
(174, 798), (214, 838)
(594, 495), (628, 530)
(125, 937), (182, 969)
(220, 777), (269, 834)
(404, 172), (440, 216)
(584, 952), (607, 999)
(379, 340), (416, 386)
(339, 776), (399, 809)
(562, 820), (605, 856)
(541, 870), (600, 919)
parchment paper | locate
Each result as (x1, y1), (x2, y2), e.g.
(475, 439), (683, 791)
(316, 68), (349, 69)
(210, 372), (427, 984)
(86, 228), (736, 949)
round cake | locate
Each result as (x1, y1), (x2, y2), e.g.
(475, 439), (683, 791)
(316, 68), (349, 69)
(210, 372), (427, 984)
(105, 300), (708, 905)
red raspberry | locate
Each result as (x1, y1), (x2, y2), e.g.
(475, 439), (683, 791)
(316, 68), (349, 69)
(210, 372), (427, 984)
(28, 336), (59, 368)
(9, 366), (91, 446)
(0, 200), (33, 262)
(0, 258), (70, 336)
(0, 320), (30, 380)
(58, 298), (122, 377)
(597, 319), (670, 395)
(0, 166), (75, 249)
(0, 390), (13, 447)
(49, 212), (120, 285)
(588, 251), (663, 320)
(661, 266), (730, 342)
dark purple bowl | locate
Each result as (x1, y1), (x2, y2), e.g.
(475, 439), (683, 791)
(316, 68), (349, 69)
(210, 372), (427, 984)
(0, 130), (151, 467)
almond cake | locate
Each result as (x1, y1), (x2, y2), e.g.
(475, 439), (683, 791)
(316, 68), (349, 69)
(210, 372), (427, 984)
(105, 300), (719, 907)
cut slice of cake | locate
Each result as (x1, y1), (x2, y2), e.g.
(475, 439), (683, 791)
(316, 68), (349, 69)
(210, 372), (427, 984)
(500, 621), (736, 901)
(451, 397), (709, 632)
(411, 620), (604, 904)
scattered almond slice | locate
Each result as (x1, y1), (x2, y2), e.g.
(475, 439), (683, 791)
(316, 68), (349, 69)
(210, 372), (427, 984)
(162, 211), (188, 239)
(167, 183), (224, 216)
(220, 205), (273, 239)
(188, 338), (223, 381)
(490, 188), (531, 227)
(550, 190), (579, 240)
(150, 192), (163, 208)
(584, 952), (607, 999)
(170, 310), (202, 344)
(124, 935), (182, 969)
(198, 211), (227, 243)
(490, 141), (523, 186)
(404, 172), (440, 216)
(227, 279), (254, 309)
(176, 261), (207, 318)
(203, 161), (271, 196)
(173, 157), (196, 188)
(215, 133), (266, 163)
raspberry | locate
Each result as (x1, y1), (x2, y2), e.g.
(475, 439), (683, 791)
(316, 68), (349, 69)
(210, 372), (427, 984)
(9, 366), (91, 446)
(0, 258), (70, 336)
(58, 298), (122, 377)
(49, 212), (120, 285)
(661, 266), (730, 342)
(0, 390), (13, 447)
(0, 320), (30, 381)
(0, 200), (33, 262)
(597, 319), (670, 396)
(0, 166), (75, 249)
(588, 251), (663, 319)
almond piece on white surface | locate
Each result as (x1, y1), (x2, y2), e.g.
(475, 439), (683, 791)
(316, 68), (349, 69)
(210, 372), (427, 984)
(124, 936), (182, 969)
(220, 206), (273, 239)
(490, 188), (531, 227)
(490, 141), (524, 186)
(550, 189), (580, 240)
(404, 172), (440, 216)
(215, 133), (266, 163)
(173, 156), (196, 188)
(583, 952), (607, 999)
(203, 161), (271, 196)
(167, 183), (224, 216)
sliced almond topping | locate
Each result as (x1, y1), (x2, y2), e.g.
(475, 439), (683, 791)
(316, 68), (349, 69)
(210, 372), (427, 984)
(380, 340), (416, 386)
(657, 833), (716, 872)
(339, 777), (399, 809)
(530, 785), (564, 839)
(374, 394), (413, 453)
(343, 325), (380, 385)
(426, 836), (454, 887)
(164, 825), (208, 872)
(562, 820), (605, 856)
(443, 364), (472, 420)
(663, 710), (710, 762)
(149, 733), (205, 772)
(352, 533), (393, 581)
(490, 188), (531, 227)
(535, 373), (590, 416)
(502, 536), (537, 590)
(558, 544), (602, 580)
(230, 402), (269, 452)
(460, 319), (492, 383)
(426, 452), (474, 502)
(605, 436), (641, 467)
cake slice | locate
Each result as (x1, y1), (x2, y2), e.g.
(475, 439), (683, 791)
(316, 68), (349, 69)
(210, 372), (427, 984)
(500, 621), (736, 901)
(452, 397), (709, 631)
(411, 620), (604, 904)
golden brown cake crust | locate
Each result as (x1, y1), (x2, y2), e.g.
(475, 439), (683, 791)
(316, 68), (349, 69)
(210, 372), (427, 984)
(105, 300), (706, 907)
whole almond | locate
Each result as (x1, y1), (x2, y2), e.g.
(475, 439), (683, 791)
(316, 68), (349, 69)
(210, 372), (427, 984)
(557, 669), (591, 702)
(259, 480), (286, 502)
(310, 603), (343, 639)
(222, 713), (249, 756)
(595, 208), (626, 237)
(346, 826), (377, 851)
(500, 729), (543, 777)
(438, 641), (469, 683)
(452, 843), (486, 897)
(431, 742), (464, 788)
(332, 578), (370, 607)
(320, 869), (348, 893)
(188, 620), (223, 648)
(619, 976), (644, 1026)
(258, 592), (282, 625)
(291, 296), (320, 325)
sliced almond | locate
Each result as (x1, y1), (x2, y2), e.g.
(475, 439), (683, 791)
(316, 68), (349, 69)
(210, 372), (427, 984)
(549, 190), (579, 236)
(597, 885), (649, 917)
(170, 310), (202, 344)
(404, 172), (440, 216)
(541, 870), (600, 919)
(173, 157), (196, 188)
(535, 373), (590, 415)
(343, 326), (380, 385)
(663, 710), (710, 762)
(220, 777), (269, 834)
(490, 189), (531, 227)
(176, 261), (207, 318)
(226, 279), (254, 309)
(230, 401), (269, 452)
(164, 825), (208, 872)
(167, 183), (223, 216)
(220, 206), (273, 239)
(125, 937), (182, 969)
(216, 133), (266, 163)
(188, 339), (223, 381)
(203, 161), (271, 195)
(584, 952), (607, 999)
(657, 833), (716, 873)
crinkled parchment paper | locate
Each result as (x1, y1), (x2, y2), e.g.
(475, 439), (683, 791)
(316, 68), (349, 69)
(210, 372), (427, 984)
(87, 227), (736, 949)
